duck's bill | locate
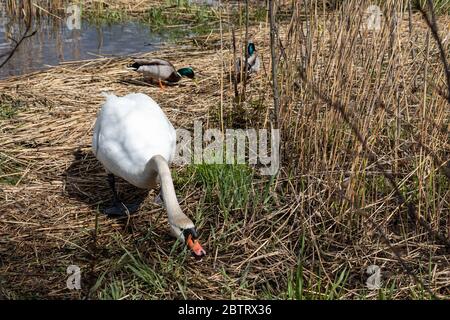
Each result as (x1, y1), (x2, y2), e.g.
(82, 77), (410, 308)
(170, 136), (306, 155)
(187, 236), (206, 258)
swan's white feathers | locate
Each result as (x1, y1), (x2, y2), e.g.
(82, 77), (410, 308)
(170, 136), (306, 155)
(92, 93), (176, 189)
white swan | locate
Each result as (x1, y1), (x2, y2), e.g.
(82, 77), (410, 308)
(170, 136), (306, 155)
(92, 93), (205, 257)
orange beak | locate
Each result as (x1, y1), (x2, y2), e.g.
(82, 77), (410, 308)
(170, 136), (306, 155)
(186, 234), (206, 258)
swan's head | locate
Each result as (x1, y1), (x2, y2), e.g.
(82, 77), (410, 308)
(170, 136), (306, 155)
(170, 223), (206, 258)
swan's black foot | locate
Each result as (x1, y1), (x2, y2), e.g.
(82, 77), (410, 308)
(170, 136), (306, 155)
(104, 202), (140, 217)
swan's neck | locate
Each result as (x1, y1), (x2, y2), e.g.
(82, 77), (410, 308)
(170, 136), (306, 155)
(147, 155), (190, 227)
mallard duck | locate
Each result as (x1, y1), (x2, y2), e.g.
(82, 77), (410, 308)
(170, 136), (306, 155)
(129, 58), (195, 88)
(92, 92), (206, 258)
(235, 42), (260, 82)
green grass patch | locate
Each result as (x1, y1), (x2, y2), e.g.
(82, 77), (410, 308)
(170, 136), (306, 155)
(83, 2), (218, 36)
(284, 235), (350, 300)
(124, 249), (167, 294)
(142, 4), (217, 32)
(98, 277), (128, 300)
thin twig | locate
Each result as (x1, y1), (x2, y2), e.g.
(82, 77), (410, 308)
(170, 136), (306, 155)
(269, 0), (280, 127)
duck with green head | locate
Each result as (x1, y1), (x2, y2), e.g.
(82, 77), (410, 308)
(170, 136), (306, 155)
(129, 58), (195, 89)
(235, 41), (260, 82)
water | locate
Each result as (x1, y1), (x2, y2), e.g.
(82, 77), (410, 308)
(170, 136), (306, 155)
(0, 1), (218, 79)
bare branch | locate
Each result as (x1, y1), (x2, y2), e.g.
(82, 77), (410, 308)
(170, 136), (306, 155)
(419, 0), (450, 103)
